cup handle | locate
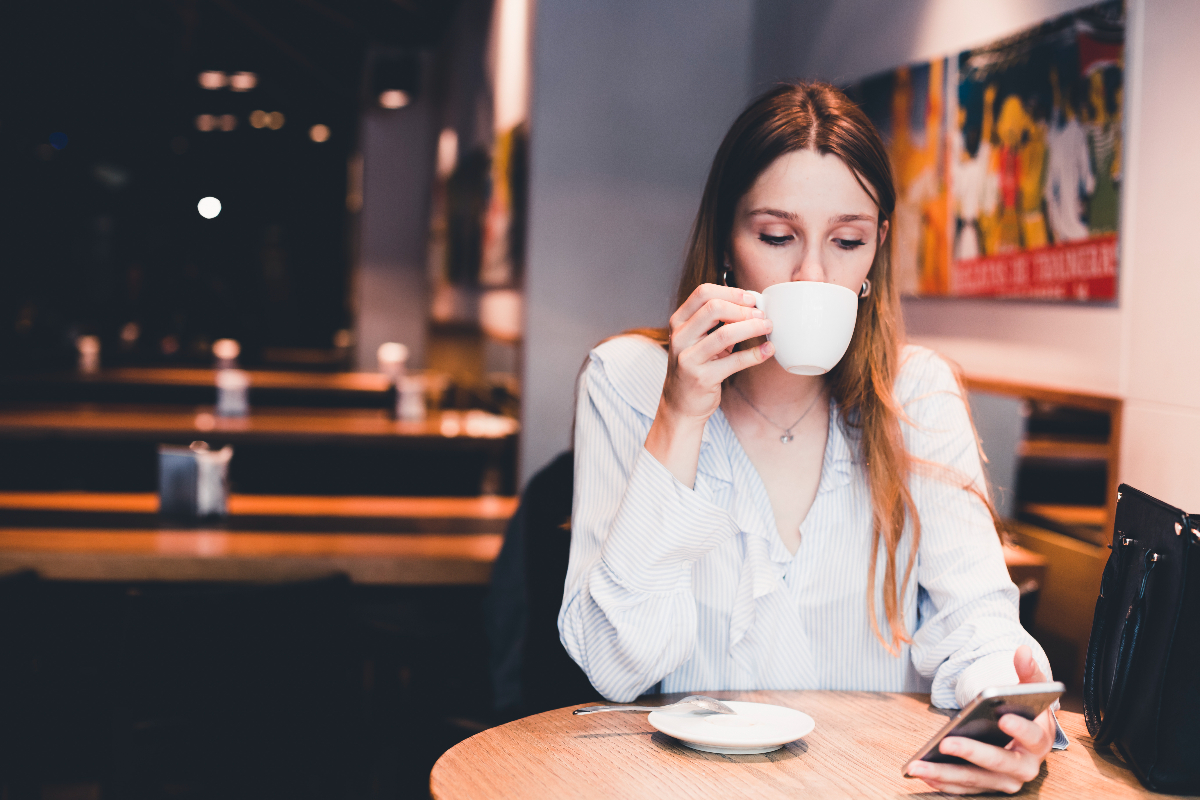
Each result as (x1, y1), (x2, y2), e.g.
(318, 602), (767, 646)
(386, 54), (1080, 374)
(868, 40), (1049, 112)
(746, 291), (769, 341)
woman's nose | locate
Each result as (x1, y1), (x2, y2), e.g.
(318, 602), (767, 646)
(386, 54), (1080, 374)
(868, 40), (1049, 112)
(791, 246), (827, 283)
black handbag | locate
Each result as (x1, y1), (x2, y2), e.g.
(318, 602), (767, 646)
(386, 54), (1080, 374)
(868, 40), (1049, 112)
(1084, 484), (1200, 793)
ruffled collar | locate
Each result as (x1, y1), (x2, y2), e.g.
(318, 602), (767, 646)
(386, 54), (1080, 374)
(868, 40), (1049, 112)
(707, 398), (859, 680)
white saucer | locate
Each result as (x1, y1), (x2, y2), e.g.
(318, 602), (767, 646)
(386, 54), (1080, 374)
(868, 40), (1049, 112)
(647, 700), (815, 754)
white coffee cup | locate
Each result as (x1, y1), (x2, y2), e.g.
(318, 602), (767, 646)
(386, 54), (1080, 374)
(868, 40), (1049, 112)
(745, 281), (859, 375)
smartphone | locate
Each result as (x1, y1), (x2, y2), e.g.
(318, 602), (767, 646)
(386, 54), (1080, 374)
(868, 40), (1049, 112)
(902, 682), (1064, 776)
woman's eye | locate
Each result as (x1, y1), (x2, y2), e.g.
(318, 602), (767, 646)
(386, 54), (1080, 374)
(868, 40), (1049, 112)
(758, 234), (793, 246)
(834, 238), (867, 250)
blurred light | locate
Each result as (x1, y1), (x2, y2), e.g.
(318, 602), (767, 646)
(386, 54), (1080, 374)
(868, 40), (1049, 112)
(371, 54), (420, 108)
(212, 338), (240, 361)
(197, 196), (222, 219)
(436, 128), (458, 177)
(378, 90), (410, 109)
(267, 111), (285, 130)
(377, 342), (408, 377)
(199, 71), (227, 90)
(229, 71), (257, 92)
(76, 335), (100, 374)
(160, 335), (180, 355)
(37, 143), (54, 160)
(195, 114), (216, 132)
(219, 114), (237, 132)
(195, 412), (216, 431)
(309, 124), (330, 143)
(439, 411), (462, 437)
(120, 321), (140, 346)
(480, 289), (523, 341)
(249, 110), (268, 129)
(333, 329), (353, 348)
(492, 0), (531, 133)
(171, 136), (188, 155)
(50, 132), (68, 150)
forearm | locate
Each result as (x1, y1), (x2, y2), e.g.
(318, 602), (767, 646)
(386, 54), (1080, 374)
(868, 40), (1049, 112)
(643, 398), (707, 489)
(559, 567), (699, 702)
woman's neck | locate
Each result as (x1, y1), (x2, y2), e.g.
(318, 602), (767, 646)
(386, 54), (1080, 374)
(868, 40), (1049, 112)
(729, 359), (825, 413)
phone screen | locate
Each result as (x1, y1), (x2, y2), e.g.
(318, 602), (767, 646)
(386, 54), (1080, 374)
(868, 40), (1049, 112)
(903, 682), (1064, 774)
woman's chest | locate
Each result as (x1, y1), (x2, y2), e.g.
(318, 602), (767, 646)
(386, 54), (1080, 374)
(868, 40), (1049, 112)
(696, 479), (878, 606)
(721, 407), (828, 553)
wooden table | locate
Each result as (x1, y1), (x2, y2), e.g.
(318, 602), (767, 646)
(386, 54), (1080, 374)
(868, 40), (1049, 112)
(3, 367), (392, 392)
(431, 691), (1177, 799)
(0, 492), (517, 585)
(1, 367), (393, 407)
(0, 404), (517, 447)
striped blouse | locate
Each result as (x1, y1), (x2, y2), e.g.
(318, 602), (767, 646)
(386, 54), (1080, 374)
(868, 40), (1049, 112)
(559, 334), (1061, 723)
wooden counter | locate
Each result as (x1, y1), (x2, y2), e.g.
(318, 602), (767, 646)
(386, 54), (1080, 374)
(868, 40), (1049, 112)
(0, 404), (517, 448)
(0, 367), (393, 407)
(0, 492), (518, 585)
(0, 528), (503, 585)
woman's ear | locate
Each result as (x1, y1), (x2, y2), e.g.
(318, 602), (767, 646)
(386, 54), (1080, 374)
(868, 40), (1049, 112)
(877, 219), (890, 246)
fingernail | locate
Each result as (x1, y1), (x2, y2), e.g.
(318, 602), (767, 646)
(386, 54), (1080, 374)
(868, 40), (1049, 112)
(907, 763), (926, 777)
(941, 740), (958, 755)
(742, 291), (756, 305)
(760, 342), (773, 356)
(763, 319), (773, 331)
(751, 308), (765, 319)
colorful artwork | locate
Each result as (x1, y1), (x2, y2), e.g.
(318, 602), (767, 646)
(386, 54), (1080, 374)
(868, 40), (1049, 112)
(847, 0), (1124, 301)
(845, 59), (951, 297)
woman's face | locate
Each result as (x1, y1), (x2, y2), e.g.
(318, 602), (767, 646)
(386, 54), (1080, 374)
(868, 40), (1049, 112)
(727, 148), (887, 295)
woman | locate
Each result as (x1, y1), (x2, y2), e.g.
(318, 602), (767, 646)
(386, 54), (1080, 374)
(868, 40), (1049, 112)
(559, 83), (1064, 795)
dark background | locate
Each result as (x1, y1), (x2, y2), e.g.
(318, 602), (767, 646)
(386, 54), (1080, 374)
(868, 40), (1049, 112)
(0, 0), (457, 371)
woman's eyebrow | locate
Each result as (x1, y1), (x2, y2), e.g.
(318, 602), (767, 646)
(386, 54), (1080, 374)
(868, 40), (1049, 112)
(747, 207), (797, 221)
(747, 208), (876, 225)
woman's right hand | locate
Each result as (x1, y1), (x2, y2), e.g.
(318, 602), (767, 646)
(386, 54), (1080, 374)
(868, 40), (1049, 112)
(645, 284), (773, 486)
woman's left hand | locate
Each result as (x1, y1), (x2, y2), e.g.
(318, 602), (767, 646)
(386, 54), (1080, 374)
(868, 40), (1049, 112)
(906, 645), (1056, 795)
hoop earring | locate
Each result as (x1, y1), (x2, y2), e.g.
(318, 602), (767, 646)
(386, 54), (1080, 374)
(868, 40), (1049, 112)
(722, 258), (734, 287)
(858, 278), (871, 299)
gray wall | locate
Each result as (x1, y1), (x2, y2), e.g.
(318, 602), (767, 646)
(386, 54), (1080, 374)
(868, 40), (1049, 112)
(519, 0), (757, 483)
(751, 0), (1103, 88)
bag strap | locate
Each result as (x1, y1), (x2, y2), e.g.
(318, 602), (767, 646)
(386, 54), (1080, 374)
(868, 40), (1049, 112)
(1091, 548), (1161, 745)
(1084, 541), (1125, 736)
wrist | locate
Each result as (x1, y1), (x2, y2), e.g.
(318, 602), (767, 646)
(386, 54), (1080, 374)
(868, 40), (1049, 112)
(644, 399), (707, 489)
(652, 399), (709, 439)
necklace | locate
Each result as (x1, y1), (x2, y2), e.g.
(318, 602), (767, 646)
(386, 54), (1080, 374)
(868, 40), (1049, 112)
(729, 379), (823, 444)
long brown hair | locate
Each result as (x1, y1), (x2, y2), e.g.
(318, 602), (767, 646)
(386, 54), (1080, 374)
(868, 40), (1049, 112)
(642, 82), (921, 652)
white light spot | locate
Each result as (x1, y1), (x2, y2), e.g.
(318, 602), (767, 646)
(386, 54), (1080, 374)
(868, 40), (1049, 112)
(212, 338), (240, 361)
(198, 71), (227, 90)
(379, 90), (410, 109)
(197, 196), (222, 219)
(436, 128), (458, 177)
(229, 71), (257, 92)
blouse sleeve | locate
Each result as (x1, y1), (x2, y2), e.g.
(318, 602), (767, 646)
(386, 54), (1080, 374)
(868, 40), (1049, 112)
(900, 349), (1059, 711)
(558, 345), (741, 702)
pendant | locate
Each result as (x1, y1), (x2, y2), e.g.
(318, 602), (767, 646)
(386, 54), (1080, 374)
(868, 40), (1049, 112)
(780, 432), (794, 444)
